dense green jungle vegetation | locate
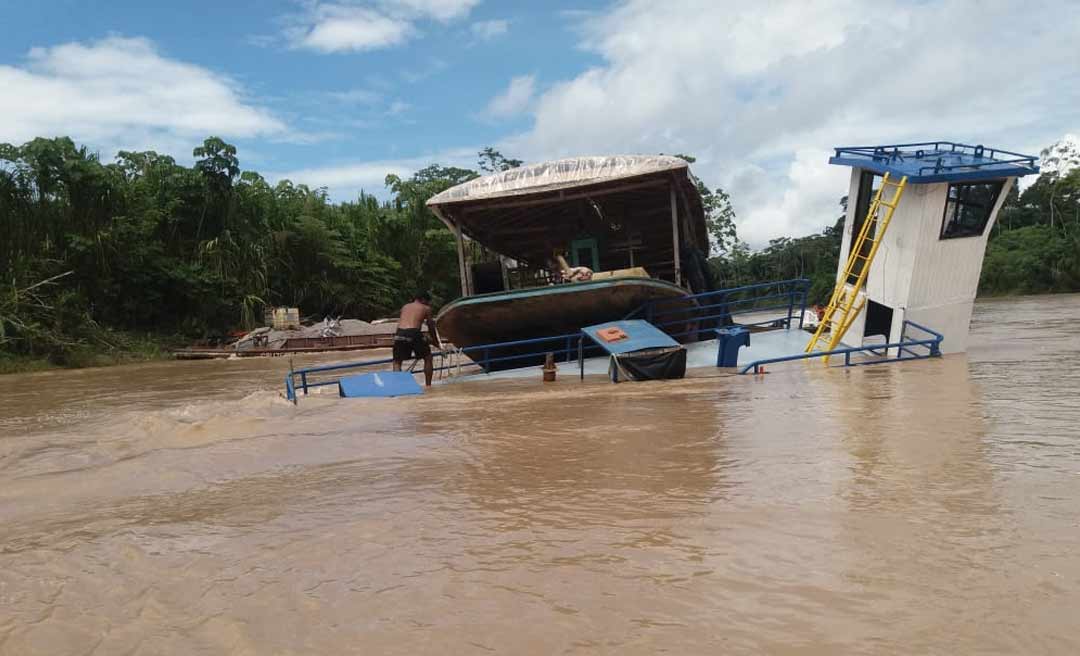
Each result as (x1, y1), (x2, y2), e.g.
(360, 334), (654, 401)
(2, 136), (1078, 371)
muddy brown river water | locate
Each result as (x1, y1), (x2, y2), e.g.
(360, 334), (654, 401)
(1, 294), (1079, 654)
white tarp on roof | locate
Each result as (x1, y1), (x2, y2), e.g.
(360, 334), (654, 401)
(427, 155), (690, 206)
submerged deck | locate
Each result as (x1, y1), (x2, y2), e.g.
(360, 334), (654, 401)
(460, 327), (809, 382)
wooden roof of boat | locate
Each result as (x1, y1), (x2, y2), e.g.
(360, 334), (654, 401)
(426, 155), (709, 274)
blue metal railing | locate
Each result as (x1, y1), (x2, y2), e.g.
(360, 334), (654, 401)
(284, 278), (814, 402)
(831, 142), (1039, 177)
(284, 331), (611, 402)
(625, 278), (810, 336)
(738, 320), (943, 374)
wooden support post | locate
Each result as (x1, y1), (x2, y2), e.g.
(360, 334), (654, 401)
(464, 239), (475, 296)
(499, 255), (511, 291)
(670, 183), (681, 287)
(454, 221), (469, 296)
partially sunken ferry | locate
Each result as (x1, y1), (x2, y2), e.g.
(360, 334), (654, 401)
(286, 141), (1041, 400)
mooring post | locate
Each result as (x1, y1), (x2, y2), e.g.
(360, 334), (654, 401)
(543, 353), (556, 382)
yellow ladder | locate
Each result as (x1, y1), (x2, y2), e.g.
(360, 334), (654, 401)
(806, 173), (907, 360)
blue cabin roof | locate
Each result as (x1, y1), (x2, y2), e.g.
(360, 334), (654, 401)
(828, 141), (1039, 183)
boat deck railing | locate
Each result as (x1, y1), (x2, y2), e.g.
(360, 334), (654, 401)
(285, 331), (614, 402)
(831, 142), (1038, 176)
(739, 319), (943, 374)
(284, 278), (812, 402)
(624, 278), (811, 339)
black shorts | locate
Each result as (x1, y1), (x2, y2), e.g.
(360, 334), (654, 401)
(393, 328), (431, 361)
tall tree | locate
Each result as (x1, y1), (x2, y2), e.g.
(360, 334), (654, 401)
(477, 147), (523, 173)
(671, 153), (738, 255)
(385, 164), (479, 303)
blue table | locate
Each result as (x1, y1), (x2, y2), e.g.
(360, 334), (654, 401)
(579, 320), (682, 382)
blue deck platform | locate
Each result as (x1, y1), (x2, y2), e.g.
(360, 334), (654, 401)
(828, 141), (1039, 183)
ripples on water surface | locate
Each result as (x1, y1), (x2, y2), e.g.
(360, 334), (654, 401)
(1, 295), (1079, 654)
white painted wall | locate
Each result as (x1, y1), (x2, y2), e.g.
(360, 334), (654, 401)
(832, 168), (1015, 353)
(908, 178), (1014, 309)
(864, 181), (927, 309)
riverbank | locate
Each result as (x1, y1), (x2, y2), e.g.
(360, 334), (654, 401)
(0, 331), (180, 375)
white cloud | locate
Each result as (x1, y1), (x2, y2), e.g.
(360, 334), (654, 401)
(274, 160), (413, 193)
(291, 5), (413, 53)
(327, 88), (384, 105)
(732, 149), (851, 246)
(386, 100), (411, 116)
(508, 0), (1080, 247)
(288, 0), (479, 53)
(0, 36), (284, 153)
(485, 74), (535, 119)
(400, 57), (448, 83)
(270, 147), (477, 200)
(471, 19), (509, 40)
(384, 0), (480, 22)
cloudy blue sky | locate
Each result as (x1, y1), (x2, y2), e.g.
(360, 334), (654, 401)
(2, 0), (1078, 246)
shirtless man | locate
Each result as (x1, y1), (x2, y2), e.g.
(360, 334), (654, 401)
(392, 291), (441, 386)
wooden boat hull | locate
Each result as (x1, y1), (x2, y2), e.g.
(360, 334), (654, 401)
(436, 277), (698, 371)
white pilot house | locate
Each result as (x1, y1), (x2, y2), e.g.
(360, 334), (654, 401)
(813, 142), (1040, 355)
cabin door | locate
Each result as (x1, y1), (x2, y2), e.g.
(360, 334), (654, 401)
(849, 171), (882, 285)
(570, 238), (600, 271)
(863, 299), (894, 343)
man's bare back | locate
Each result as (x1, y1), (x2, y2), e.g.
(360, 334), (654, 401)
(398, 300), (431, 330)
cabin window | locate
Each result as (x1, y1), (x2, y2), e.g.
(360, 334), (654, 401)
(940, 181), (1003, 239)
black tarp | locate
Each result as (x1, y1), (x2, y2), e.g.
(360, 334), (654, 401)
(609, 346), (686, 382)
